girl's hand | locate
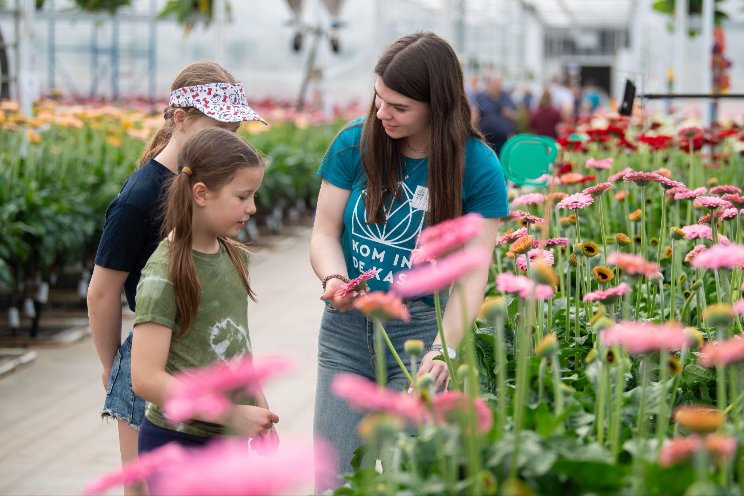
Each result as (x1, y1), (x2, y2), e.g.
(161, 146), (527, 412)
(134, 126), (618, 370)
(250, 425), (279, 456)
(320, 278), (365, 312)
(228, 405), (279, 438)
(416, 350), (450, 392)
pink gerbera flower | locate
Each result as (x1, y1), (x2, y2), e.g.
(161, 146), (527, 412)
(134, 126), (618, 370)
(722, 193), (744, 206)
(659, 436), (702, 466)
(496, 272), (554, 300)
(417, 212), (483, 248)
(666, 186), (689, 197)
(332, 374), (426, 422)
(684, 245), (707, 264)
(556, 192), (594, 210)
(510, 209), (547, 225)
(337, 269), (378, 297)
(582, 182), (613, 197)
(154, 439), (334, 496)
(693, 196), (733, 210)
(606, 252), (661, 278)
(656, 176), (686, 190)
(600, 321), (692, 354)
(516, 249), (555, 271)
(511, 192), (545, 206)
(432, 391), (493, 434)
(675, 187), (707, 200)
(690, 243), (744, 270)
(623, 171), (665, 187)
(353, 291), (410, 322)
(533, 237), (570, 248)
(716, 208), (740, 221)
(608, 167), (634, 182)
(495, 227), (528, 246)
(583, 282), (630, 303)
(681, 224), (714, 240)
(165, 356), (292, 424)
(392, 248), (492, 299)
(710, 185), (741, 196)
(698, 336), (744, 367)
(585, 157), (613, 170)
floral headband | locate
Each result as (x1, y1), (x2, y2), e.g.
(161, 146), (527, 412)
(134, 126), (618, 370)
(168, 82), (267, 124)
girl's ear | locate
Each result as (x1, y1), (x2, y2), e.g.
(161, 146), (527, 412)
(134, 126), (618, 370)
(172, 108), (188, 130)
(192, 182), (209, 207)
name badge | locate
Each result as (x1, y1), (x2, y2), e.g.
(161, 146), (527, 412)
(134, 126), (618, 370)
(410, 186), (429, 211)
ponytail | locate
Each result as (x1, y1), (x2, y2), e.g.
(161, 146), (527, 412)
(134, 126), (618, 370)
(163, 171), (199, 335)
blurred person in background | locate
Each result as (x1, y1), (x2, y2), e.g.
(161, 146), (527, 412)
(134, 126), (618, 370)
(474, 74), (517, 155)
(529, 89), (563, 139)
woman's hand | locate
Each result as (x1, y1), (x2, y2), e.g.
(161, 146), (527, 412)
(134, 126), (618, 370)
(228, 405), (279, 438)
(416, 350), (451, 392)
(320, 278), (365, 312)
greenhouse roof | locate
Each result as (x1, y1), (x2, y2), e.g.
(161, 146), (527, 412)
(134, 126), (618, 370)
(521, 0), (636, 27)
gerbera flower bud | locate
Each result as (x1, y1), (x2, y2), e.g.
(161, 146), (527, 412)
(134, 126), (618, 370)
(633, 235), (642, 245)
(535, 334), (559, 358)
(592, 266), (615, 284)
(702, 304), (735, 328)
(682, 290), (692, 300)
(532, 259), (559, 287)
(457, 364), (474, 384)
(603, 349), (617, 365)
(677, 273), (687, 285)
(650, 237), (660, 247)
(404, 339), (424, 357)
(667, 356), (682, 375)
(592, 316), (615, 333)
(510, 235), (534, 255)
(569, 253), (578, 266)
(662, 246), (673, 259)
(629, 209), (642, 222)
(559, 214), (577, 226)
(670, 226), (686, 240)
(416, 373), (434, 390)
(357, 413), (405, 441)
(616, 233), (631, 246)
(674, 405), (726, 433)
(478, 296), (507, 322)
(614, 190), (628, 201)
(685, 327), (704, 350)
(706, 177), (718, 187)
(581, 241), (600, 257)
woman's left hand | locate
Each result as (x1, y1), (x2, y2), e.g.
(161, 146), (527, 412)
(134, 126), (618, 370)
(415, 350), (451, 392)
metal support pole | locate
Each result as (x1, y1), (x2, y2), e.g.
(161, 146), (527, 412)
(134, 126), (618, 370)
(673, 0), (688, 95)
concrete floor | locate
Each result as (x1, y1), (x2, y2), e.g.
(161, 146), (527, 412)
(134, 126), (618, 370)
(0, 226), (323, 495)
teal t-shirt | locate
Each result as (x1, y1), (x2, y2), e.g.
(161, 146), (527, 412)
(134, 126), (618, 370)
(317, 118), (509, 294)
(134, 239), (253, 437)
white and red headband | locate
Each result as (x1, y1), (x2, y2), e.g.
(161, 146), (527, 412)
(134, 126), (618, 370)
(168, 82), (267, 124)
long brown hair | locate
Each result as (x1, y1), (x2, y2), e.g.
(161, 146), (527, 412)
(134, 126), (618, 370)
(161, 127), (263, 335)
(138, 61), (238, 166)
(360, 31), (481, 226)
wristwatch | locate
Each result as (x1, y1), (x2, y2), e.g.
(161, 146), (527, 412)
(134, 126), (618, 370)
(430, 344), (457, 360)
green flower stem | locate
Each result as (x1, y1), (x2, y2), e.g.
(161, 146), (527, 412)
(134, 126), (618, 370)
(376, 320), (413, 385)
(610, 348), (626, 462)
(409, 356), (418, 384)
(655, 350), (671, 451)
(670, 239), (677, 321)
(375, 320), (387, 387)
(550, 353), (565, 421)
(640, 186), (648, 260)
(456, 286), (482, 496)
(511, 298), (533, 478)
(434, 292), (460, 392)
(538, 359), (546, 404)
(597, 356), (610, 446)
(636, 354), (651, 440)
(657, 196), (667, 266)
(493, 311), (507, 439)
(598, 196), (609, 262)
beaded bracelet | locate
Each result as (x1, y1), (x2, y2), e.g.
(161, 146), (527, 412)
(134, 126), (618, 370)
(321, 274), (350, 291)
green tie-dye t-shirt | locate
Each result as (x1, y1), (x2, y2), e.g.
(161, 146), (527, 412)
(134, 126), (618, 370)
(134, 239), (252, 437)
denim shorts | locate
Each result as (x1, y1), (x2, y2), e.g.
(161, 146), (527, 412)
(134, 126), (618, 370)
(313, 299), (440, 490)
(101, 332), (147, 429)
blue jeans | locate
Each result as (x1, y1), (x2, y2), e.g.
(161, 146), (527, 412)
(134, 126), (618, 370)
(101, 332), (147, 428)
(313, 300), (439, 491)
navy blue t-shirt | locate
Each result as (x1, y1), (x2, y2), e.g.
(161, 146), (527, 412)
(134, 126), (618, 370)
(94, 159), (174, 311)
(318, 118), (509, 296)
